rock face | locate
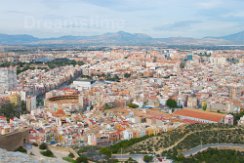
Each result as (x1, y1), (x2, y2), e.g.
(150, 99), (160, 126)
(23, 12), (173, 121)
(0, 148), (60, 163)
(0, 148), (37, 163)
(0, 130), (29, 151)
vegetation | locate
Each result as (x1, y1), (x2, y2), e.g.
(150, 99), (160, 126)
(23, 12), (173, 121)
(233, 111), (244, 125)
(166, 99), (177, 109)
(227, 58), (239, 64)
(100, 135), (151, 157)
(68, 152), (75, 158)
(125, 157), (138, 163)
(0, 102), (21, 120)
(180, 60), (186, 69)
(40, 149), (55, 157)
(105, 73), (120, 82)
(75, 155), (88, 163)
(15, 146), (27, 153)
(41, 149), (54, 157)
(63, 156), (75, 163)
(143, 155), (154, 162)
(202, 102), (207, 111)
(63, 152), (77, 163)
(125, 124), (243, 155)
(182, 148), (244, 163)
(39, 143), (48, 150)
(104, 103), (115, 110)
(47, 58), (84, 69)
(0, 59), (84, 74)
(127, 103), (139, 108)
(124, 73), (131, 78)
(78, 146), (99, 154)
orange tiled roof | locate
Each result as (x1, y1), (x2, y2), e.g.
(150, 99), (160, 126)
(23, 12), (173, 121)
(174, 108), (226, 122)
(52, 109), (66, 117)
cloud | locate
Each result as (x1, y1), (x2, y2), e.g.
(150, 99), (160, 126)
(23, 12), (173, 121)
(196, 0), (225, 9)
(154, 20), (201, 31)
(0, 0), (243, 38)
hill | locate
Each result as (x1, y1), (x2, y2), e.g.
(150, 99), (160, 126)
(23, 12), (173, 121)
(0, 31), (243, 46)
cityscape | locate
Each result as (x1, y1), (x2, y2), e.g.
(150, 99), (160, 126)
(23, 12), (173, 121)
(0, 0), (244, 163)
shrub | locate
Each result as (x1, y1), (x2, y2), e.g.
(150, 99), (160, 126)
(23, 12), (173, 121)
(41, 149), (55, 157)
(76, 155), (88, 163)
(143, 155), (153, 162)
(39, 143), (47, 150)
(63, 157), (75, 162)
(127, 103), (139, 108)
(15, 146), (27, 153)
(68, 152), (75, 158)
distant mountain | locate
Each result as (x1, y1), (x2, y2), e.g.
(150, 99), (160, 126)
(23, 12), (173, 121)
(0, 34), (38, 44)
(31, 31), (156, 46)
(220, 31), (244, 44)
(0, 31), (243, 46)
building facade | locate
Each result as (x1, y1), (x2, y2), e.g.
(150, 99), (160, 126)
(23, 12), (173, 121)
(0, 67), (17, 94)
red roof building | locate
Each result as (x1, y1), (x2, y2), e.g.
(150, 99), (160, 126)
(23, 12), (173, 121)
(173, 108), (226, 123)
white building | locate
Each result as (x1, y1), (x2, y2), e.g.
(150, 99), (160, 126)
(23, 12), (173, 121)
(71, 79), (95, 91)
(122, 129), (133, 140)
(224, 114), (234, 125)
(87, 134), (97, 146)
(0, 67), (17, 94)
(238, 115), (244, 126)
(26, 95), (37, 112)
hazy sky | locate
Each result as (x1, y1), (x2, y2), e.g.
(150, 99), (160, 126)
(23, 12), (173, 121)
(0, 0), (243, 38)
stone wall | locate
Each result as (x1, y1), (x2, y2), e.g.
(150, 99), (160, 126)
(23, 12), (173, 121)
(0, 130), (29, 151)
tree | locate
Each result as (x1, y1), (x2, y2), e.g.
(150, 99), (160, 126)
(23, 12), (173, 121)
(125, 157), (138, 163)
(21, 101), (27, 113)
(76, 155), (88, 163)
(104, 103), (113, 110)
(15, 146), (27, 153)
(0, 102), (20, 120)
(166, 99), (177, 109)
(202, 102), (207, 111)
(39, 143), (47, 150)
(127, 103), (139, 108)
(68, 152), (75, 158)
(143, 155), (153, 162)
(180, 60), (186, 69)
(100, 147), (112, 157)
(40, 149), (54, 157)
(124, 73), (131, 78)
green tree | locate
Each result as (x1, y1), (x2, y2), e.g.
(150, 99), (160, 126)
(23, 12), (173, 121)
(124, 73), (131, 78)
(166, 99), (177, 109)
(202, 102), (207, 111)
(127, 103), (139, 108)
(41, 149), (55, 157)
(21, 101), (27, 113)
(143, 155), (153, 162)
(68, 152), (75, 158)
(76, 155), (88, 163)
(15, 146), (27, 153)
(104, 103), (113, 110)
(125, 157), (138, 163)
(180, 60), (186, 69)
(39, 143), (47, 150)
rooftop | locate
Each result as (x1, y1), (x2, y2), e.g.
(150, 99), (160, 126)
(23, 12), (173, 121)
(173, 108), (226, 122)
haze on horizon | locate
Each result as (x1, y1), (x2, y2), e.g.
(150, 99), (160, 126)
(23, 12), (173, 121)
(0, 0), (244, 38)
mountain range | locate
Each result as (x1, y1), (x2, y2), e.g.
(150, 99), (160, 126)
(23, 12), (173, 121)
(0, 31), (244, 46)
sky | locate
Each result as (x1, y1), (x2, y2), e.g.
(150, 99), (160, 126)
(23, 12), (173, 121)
(0, 0), (243, 38)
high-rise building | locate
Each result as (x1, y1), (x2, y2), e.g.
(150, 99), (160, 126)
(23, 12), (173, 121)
(0, 67), (17, 94)
(26, 95), (37, 112)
